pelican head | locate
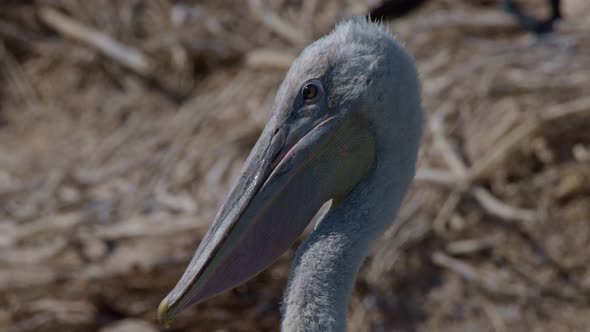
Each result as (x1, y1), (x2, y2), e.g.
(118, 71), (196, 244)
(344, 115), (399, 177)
(159, 18), (422, 330)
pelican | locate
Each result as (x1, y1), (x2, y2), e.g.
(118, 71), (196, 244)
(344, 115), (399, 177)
(158, 18), (422, 331)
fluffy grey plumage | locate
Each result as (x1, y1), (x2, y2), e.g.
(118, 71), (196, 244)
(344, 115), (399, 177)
(280, 18), (423, 332)
(158, 17), (422, 332)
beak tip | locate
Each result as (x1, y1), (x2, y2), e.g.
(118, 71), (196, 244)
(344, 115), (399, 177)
(158, 295), (173, 328)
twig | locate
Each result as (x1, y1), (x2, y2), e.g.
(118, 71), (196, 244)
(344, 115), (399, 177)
(248, 0), (306, 46)
(91, 216), (207, 240)
(481, 301), (508, 332)
(14, 213), (83, 241)
(412, 11), (516, 33)
(469, 119), (538, 180)
(429, 111), (469, 176)
(541, 96), (590, 121)
(425, 56), (491, 98)
(470, 96), (590, 180)
(39, 7), (155, 76)
(300, 0), (319, 40)
(0, 43), (41, 113)
(432, 189), (463, 234)
(0, 239), (68, 264)
(415, 168), (461, 186)
(245, 48), (296, 70)
(432, 251), (526, 297)
(471, 186), (536, 223)
(424, 110), (539, 224)
(446, 234), (504, 255)
(417, 170), (538, 224)
(28, 299), (96, 324)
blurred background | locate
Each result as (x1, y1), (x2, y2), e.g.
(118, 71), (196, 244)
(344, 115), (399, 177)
(1, 0), (590, 331)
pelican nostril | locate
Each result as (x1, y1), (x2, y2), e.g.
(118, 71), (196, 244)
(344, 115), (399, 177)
(269, 126), (289, 172)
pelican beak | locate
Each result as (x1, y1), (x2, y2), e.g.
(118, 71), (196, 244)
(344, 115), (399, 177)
(158, 111), (375, 325)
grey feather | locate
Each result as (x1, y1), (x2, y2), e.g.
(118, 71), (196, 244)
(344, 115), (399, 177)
(280, 18), (423, 332)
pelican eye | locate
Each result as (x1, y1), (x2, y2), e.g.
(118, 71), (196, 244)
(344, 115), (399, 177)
(302, 83), (319, 101)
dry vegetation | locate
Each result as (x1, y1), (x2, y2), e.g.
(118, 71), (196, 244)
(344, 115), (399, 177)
(1, 0), (590, 331)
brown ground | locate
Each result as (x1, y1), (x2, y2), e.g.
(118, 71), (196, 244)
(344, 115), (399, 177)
(1, 1), (590, 331)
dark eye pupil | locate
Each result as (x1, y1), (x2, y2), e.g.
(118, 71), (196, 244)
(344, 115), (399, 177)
(302, 84), (318, 100)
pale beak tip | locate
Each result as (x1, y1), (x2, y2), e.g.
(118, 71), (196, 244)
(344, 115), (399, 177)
(158, 295), (173, 328)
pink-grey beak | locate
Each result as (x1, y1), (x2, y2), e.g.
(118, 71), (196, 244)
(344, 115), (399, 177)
(158, 109), (375, 325)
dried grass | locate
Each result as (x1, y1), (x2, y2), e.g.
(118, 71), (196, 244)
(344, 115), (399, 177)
(1, 0), (590, 331)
